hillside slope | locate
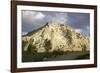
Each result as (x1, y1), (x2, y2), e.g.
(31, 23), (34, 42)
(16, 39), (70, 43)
(22, 23), (89, 53)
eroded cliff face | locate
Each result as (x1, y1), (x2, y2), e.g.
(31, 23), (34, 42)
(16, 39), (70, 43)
(22, 23), (89, 53)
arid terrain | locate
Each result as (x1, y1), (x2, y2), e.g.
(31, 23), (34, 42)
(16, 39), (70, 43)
(22, 23), (90, 62)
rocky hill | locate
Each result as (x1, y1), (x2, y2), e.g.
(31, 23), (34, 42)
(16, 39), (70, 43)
(22, 23), (89, 53)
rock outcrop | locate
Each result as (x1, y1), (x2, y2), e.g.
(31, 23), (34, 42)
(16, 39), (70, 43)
(22, 23), (89, 53)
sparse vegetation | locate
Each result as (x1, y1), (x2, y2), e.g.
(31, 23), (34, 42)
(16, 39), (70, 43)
(22, 51), (89, 62)
(22, 23), (90, 62)
(65, 29), (72, 44)
(82, 44), (87, 52)
(76, 53), (90, 59)
(53, 50), (64, 57)
(22, 41), (28, 48)
(44, 39), (52, 52)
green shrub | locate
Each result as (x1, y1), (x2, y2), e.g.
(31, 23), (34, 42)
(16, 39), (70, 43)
(44, 39), (52, 52)
(82, 45), (87, 52)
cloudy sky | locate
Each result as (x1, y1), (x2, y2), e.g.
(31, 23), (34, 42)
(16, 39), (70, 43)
(22, 10), (90, 36)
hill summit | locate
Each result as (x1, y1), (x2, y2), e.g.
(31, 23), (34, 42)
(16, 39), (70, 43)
(22, 23), (89, 53)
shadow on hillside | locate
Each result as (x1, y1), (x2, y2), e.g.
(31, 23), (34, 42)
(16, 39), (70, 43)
(22, 50), (90, 62)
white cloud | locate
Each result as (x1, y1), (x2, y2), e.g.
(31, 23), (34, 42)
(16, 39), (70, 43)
(50, 13), (68, 24)
(86, 26), (90, 30)
(22, 11), (45, 24)
(22, 32), (28, 35)
(22, 11), (36, 18)
(22, 11), (68, 25)
(75, 28), (90, 36)
(75, 29), (83, 33)
(35, 12), (45, 19)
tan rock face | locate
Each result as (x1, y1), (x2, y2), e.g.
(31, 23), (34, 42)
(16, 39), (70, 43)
(22, 23), (90, 53)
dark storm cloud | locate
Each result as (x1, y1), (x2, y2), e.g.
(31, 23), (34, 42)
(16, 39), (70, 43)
(22, 11), (46, 33)
(22, 10), (90, 36)
(66, 13), (90, 36)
